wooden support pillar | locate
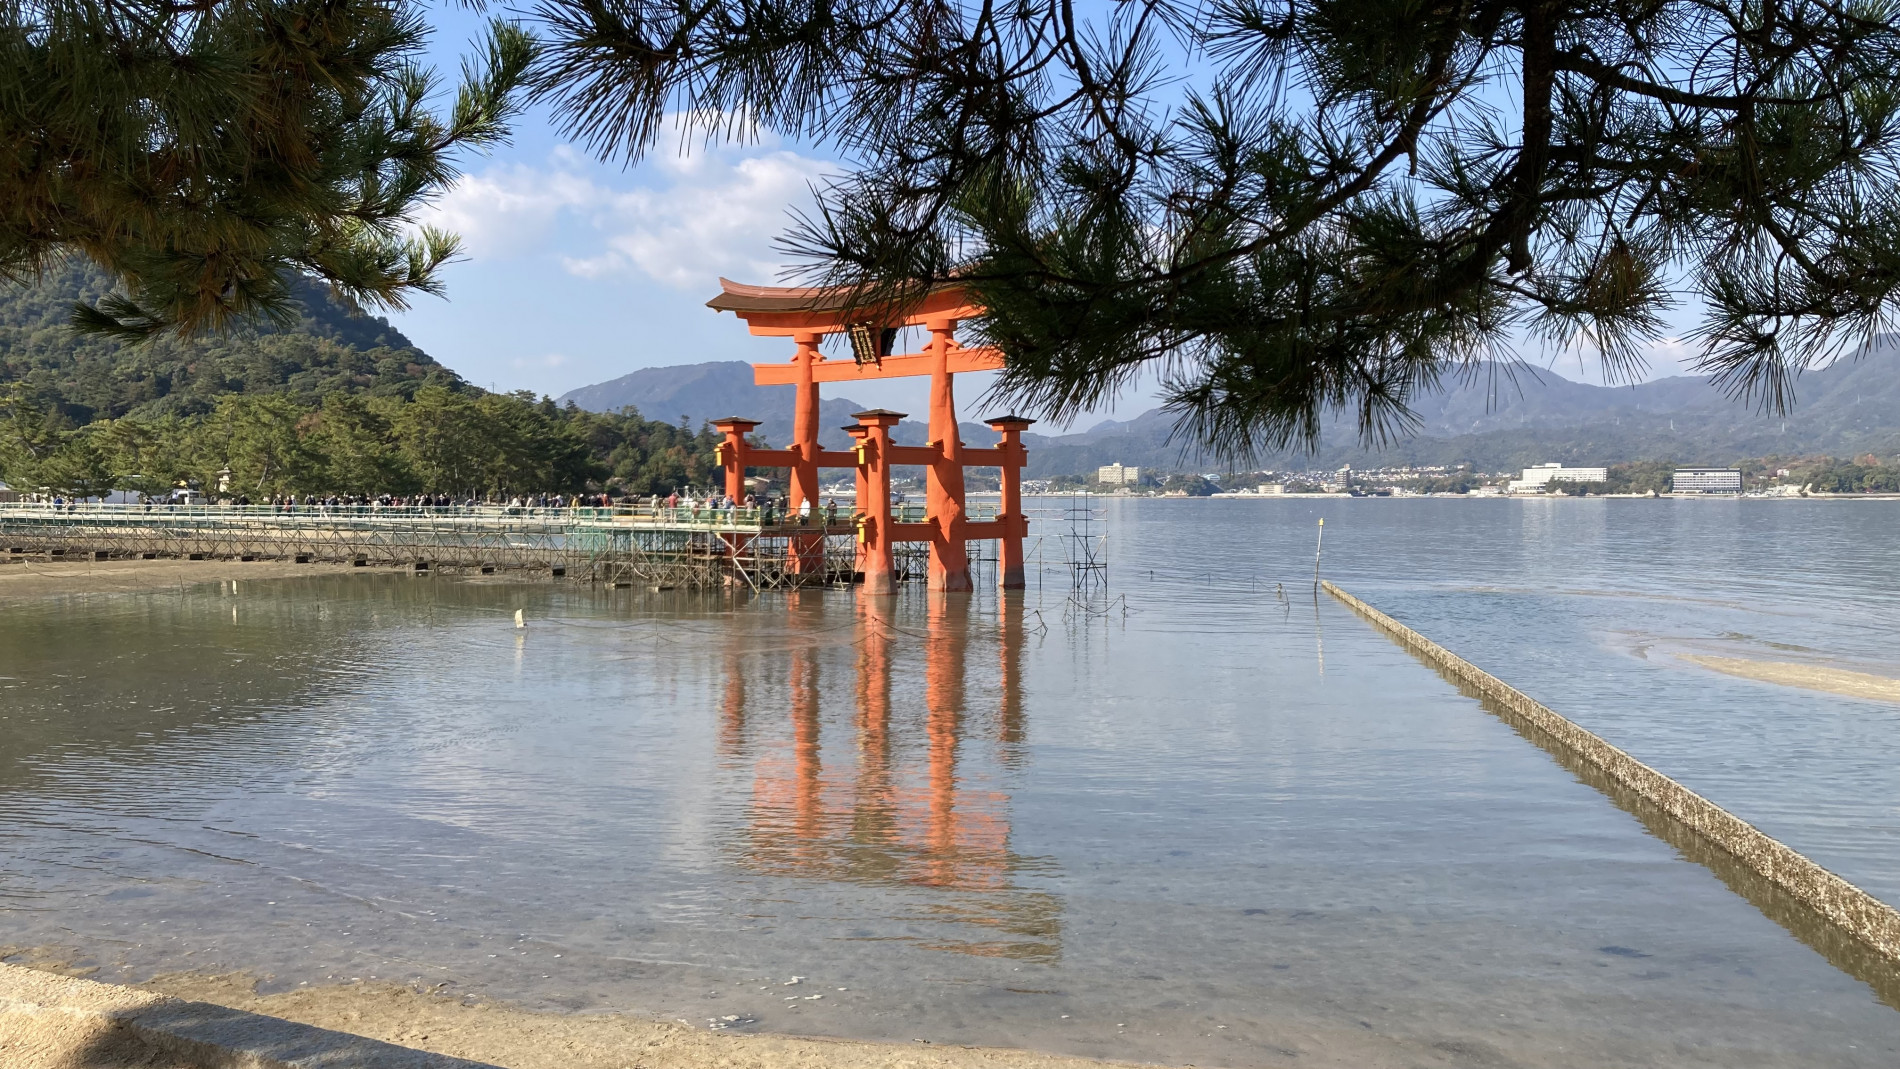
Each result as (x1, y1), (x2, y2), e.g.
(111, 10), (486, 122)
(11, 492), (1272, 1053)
(985, 414), (1035, 590)
(789, 332), (825, 574)
(854, 409), (904, 595)
(712, 416), (761, 570)
(925, 318), (972, 592)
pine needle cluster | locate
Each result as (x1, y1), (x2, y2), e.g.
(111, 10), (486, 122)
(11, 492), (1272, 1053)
(527, 0), (1900, 458)
(1, 0), (533, 340)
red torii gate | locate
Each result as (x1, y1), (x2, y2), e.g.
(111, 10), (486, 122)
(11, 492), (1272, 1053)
(705, 279), (1032, 594)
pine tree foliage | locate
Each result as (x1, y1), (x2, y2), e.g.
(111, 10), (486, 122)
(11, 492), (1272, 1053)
(1, 0), (534, 340)
(527, 0), (1900, 457)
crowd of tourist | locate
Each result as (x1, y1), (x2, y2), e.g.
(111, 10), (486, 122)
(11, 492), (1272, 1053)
(22, 489), (857, 528)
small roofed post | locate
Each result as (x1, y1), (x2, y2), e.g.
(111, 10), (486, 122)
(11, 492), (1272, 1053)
(985, 415), (1036, 590)
(854, 409), (906, 595)
(924, 317), (972, 592)
(710, 417), (761, 505)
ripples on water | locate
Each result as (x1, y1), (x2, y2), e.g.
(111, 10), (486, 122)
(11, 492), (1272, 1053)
(3, 499), (1899, 1067)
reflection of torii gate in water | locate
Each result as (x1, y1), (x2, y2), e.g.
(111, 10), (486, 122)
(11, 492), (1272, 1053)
(705, 280), (1033, 593)
(720, 595), (1056, 961)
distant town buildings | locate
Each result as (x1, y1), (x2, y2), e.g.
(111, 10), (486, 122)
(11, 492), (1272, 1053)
(1096, 463), (1142, 485)
(1507, 462), (1607, 493)
(1672, 468), (1743, 494)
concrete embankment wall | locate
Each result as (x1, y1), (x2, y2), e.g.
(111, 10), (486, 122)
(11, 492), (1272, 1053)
(1323, 580), (1900, 967)
(0, 961), (497, 1069)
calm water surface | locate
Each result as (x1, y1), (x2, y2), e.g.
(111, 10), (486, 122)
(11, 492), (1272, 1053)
(3, 498), (1899, 1067)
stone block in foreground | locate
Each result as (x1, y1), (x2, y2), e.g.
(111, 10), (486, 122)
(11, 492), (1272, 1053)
(0, 961), (502, 1069)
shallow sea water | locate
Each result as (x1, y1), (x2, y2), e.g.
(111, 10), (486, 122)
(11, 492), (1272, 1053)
(3, 498), (1899, 1066)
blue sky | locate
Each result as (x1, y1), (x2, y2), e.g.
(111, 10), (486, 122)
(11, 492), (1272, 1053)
(395, 4), (989, 417)
(393, 4), (1702, 424)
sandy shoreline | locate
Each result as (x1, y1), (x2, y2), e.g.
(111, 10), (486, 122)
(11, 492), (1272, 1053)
(0, 556), (365, 597)
(0, 959), (1176, 1069)
(1679, 654), (1900, 704)
(145, 971), (1173, 1069)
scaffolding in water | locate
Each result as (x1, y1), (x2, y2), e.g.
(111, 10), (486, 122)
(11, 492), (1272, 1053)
(0, 501), (1104, 594)
(1059, 497), (1109, 592)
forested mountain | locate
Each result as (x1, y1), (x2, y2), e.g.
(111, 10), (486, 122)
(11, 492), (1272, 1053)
(0, 259), (460, 428)
(0, 265), (721, 498)
(561, 361), (875, 449)
(559, 361), (965, 449)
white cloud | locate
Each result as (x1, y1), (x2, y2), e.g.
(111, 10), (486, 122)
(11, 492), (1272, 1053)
(1640, 336), (1699, 378)
(419, 136), (836, 290)
(423, 164), (601, 259)
(584, 152), (834, 287)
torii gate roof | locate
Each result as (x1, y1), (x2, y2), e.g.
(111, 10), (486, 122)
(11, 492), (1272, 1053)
(709, 277), (1006, 384)
(706, 277), (986, 335)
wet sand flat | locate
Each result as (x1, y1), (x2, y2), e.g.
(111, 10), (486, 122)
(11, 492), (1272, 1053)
(1680, 654), (1900, 704)
(0, 556), (358, 597)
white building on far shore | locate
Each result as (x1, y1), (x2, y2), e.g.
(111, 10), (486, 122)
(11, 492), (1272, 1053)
(1672, 468), (1743, 494)
(1096, 463), (1141, 486)
(1507, 462), (1608, 493)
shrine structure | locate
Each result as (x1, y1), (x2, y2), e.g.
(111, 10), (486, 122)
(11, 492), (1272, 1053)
(706, 279), (1033, 594)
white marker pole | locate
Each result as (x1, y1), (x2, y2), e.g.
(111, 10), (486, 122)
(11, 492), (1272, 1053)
(514, 609), (525, 629)
(1313, 518), (1325, 585)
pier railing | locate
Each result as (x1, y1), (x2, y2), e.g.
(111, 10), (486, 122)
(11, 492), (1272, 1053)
(0, 501), (1001, 589)
(0, 501), (983, 530)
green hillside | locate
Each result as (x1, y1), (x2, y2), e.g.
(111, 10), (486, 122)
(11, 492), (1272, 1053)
(0, 259), (461, 428)
(0, 264), (723, 499)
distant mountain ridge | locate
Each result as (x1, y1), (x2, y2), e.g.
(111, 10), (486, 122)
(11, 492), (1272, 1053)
(558, 361), (945, 449)
(560, 340), (1900, 473)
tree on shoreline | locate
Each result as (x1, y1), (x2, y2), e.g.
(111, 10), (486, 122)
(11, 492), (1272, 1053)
(528, 0), (1900, 460)
(0, 387), (724, 498)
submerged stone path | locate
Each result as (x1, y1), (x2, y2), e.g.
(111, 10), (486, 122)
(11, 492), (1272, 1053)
(1324, 579), (1900, 969)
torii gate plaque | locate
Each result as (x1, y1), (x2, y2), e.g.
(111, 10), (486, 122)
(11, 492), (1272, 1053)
(705, 279), (1031, 594)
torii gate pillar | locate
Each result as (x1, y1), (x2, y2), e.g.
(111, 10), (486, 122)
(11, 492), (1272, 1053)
(987, 414), (1034, 590)
(854, 409), (903, 595)
(925, 317), (972, 592)
(843, 423), (872, 579)
(711, 417), (760, 502)
(788, 333), (825, 574)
